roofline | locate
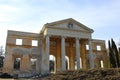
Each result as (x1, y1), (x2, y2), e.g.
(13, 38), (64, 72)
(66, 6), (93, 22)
(7, 30), (39, 37)
(40, 18), (94, 33)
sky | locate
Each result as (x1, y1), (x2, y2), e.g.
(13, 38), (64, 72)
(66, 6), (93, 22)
(0, 0), (120, 49)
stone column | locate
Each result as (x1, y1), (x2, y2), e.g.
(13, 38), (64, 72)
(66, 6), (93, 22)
(75, 37), (80, 69)
(89, 39), (94, 68)
(45, 35), (50, 73)
(61, 36), (66, 71)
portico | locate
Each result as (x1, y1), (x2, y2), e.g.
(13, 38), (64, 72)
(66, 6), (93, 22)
(41, 18), (95, 73)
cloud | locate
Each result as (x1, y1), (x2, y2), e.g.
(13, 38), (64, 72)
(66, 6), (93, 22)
(0, 4), (18, 12)
(0, 0), (120, 48)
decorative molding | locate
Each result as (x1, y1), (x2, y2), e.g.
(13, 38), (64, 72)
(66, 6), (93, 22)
(67, 22), (73, 29)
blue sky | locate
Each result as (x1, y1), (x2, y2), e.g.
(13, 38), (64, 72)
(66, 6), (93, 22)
(0, 0), (120, 49)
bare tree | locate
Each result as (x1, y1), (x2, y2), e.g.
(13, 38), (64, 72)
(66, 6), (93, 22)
(0, 46), (4, 56)
(0, 46), (4, 68)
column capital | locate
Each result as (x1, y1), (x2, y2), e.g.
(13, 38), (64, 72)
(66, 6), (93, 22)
(61, 36), (66, 39)
(88, 38), (93, 41)
(75, 37), (80, 40)
(45, 34), (51, 37)
(43, 35), (50, 39)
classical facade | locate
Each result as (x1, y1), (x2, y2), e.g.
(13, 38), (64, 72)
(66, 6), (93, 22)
(3, 18), (108, 76)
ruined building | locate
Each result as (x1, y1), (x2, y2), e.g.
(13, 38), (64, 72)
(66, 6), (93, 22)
(3, 18), (108, 76)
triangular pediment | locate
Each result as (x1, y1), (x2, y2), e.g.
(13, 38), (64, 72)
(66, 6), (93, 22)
(43, 18), (94, 33)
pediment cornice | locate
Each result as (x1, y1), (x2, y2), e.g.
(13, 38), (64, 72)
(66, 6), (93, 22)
(41, 18), (94, 34)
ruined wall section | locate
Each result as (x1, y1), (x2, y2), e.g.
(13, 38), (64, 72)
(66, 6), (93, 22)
(91, 39), (108, 68)
(6, 30), (39, 51)
(4, 30), (42, 74)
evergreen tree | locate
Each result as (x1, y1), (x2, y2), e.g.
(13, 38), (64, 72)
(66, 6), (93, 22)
(108, 40), (116, 68)
(111, 39), (120, 67)
(108, 39), (120, 68)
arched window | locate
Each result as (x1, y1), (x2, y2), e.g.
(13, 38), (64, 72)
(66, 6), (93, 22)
(100, 60), (104, 68)
(14, 58), (21, 70)
(30, 58), (37, 70)
(65, 56), (69, 70)
(49, 55), (56, 73)
(75, 57), (82, 70)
